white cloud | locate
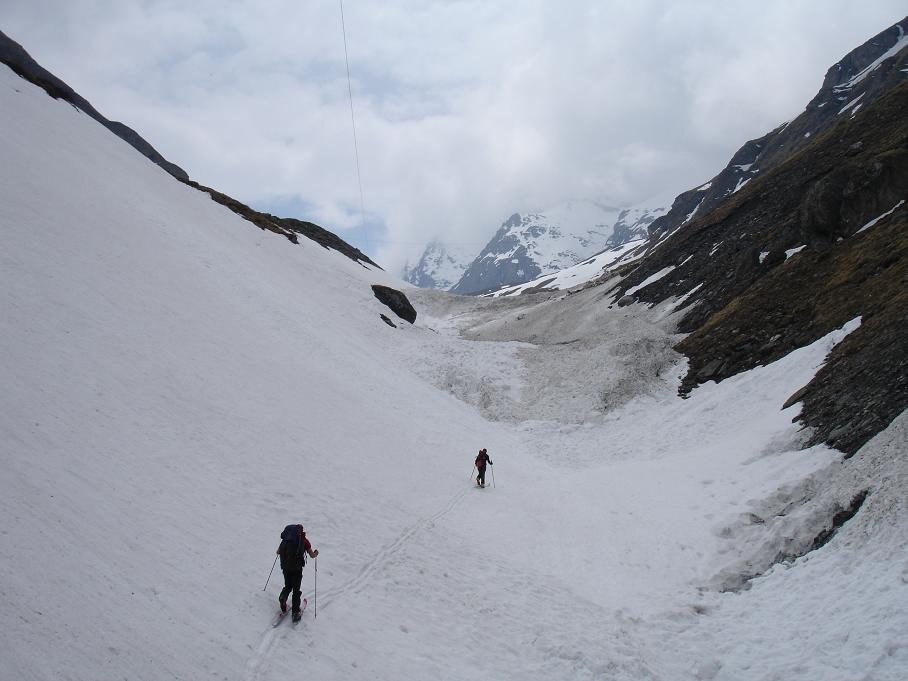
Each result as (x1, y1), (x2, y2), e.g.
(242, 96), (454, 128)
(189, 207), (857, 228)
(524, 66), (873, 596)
(3, 0), (906, 274)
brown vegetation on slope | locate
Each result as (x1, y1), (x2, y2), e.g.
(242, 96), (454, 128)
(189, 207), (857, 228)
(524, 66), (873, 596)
(629, 81), (908, 454)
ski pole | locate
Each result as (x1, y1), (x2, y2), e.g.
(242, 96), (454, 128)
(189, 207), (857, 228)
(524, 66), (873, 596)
(314, 556), (318, 619)
(470, 464), (476, 481)
(263, 554), (278, 591)
(491, 464), (496, 488)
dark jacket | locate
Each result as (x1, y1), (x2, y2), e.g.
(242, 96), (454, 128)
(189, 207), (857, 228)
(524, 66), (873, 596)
(278, 525), (314, 572)
(475, 451), (492, 469)
(279, 534), (313, 571)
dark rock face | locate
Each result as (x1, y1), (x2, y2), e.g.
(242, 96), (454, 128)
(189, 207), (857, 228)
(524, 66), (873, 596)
(451, 215), (543, 295)
(612, 17), (908, 455)
(0, 29), (189, 181)
(379, 314), (397, 328)
(646, 17), (908, 245)
(371, 285), (417, 324)
(181, 180), (379, 267)
(609, 207), (661, 246)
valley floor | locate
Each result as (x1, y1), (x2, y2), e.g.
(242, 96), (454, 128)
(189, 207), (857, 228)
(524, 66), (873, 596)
(251, 289), (908, 681)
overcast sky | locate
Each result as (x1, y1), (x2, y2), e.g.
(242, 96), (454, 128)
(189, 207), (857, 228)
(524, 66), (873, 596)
(3, 1), (906, 274)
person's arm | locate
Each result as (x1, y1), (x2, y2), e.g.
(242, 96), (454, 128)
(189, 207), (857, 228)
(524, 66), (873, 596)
(276, 542), (282, 555)
(303, 536), (319, 559)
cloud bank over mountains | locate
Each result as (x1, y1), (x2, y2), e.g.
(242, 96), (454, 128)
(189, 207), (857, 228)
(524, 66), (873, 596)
(4, 0), (906, 273)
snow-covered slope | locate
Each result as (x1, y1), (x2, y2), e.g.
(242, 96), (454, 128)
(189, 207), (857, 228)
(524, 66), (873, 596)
(3, 56), (907, 681)
(0, 62), (512, 680)
(0, 29), (188, 180)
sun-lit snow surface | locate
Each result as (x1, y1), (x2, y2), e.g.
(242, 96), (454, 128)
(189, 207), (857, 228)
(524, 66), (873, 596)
(2, 63), (907, 681)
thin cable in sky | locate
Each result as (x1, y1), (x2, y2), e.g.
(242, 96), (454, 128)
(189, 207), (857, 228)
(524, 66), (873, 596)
(339, 0), (370, 255)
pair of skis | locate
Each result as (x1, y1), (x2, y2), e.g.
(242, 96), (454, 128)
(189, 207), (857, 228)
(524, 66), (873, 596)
(272, 597), (308, 628)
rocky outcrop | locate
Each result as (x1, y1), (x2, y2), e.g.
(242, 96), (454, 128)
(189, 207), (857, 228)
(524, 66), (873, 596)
(371, 285), (417, 324)
(0, 29), (188, 181)
(182, 180), (379, 267)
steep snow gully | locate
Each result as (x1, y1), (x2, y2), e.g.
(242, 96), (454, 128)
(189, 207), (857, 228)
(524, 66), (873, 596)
(2, 64), (907, 681)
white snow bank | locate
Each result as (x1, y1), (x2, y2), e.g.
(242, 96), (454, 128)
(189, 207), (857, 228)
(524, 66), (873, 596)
(488, 239), (643, 297)
(835, 26), (908, 91)
(785, 245), (807, 259)
(857, 199), (905, 233)
(625, 265), (676, 296)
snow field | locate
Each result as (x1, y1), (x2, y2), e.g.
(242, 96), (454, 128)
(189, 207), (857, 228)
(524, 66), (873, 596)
(0, 65), (511, 681)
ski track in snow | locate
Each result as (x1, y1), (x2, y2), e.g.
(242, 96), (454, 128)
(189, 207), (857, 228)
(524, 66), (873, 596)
(245, 486), (471, 681)
(317, 486), (470, 606)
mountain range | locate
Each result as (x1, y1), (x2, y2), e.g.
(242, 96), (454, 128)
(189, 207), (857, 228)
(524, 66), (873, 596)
(411, 19), (908, 299)
(405, 197), (669, 294)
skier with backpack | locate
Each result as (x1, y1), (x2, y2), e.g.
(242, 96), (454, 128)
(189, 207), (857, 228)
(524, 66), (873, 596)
(276, 524), (319, 622)
(475, 448), (493, 487)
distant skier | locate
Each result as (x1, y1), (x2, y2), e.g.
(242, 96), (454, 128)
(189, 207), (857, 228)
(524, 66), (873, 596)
(277, 524), (319, 622)
(475, 448), (493, 487)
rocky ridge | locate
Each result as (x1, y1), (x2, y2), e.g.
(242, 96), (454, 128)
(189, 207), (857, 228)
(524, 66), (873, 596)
(609, 17), (908, 454)
(0, 29), (188, 181)
(643, 19), (908, 247)
(0, 30), (376, 269)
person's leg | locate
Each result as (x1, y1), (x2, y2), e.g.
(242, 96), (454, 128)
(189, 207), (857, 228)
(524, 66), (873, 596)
(290, 570), (303, 613)
(279, 571), (292, 610)
(478, 467), (485, 485)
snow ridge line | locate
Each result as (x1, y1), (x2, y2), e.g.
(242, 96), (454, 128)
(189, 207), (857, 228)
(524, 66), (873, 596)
(244, 486), (469, 681)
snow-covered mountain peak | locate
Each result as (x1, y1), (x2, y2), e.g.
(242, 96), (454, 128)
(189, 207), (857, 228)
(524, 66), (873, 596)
(406, 194), (673, 295)
(450, 199), (644, 295)
(499, 199), (623, 267)
(403, 239), (475, 290)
